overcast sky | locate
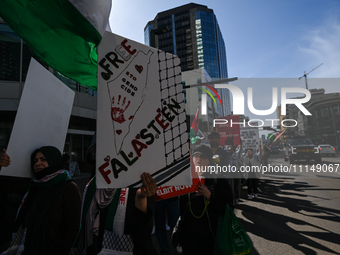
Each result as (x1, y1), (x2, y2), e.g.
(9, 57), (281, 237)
(108, 0), (340, 137)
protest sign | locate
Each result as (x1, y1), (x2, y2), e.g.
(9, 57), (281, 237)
(216, 116), (241, 147)
(96, 31), (191, 188)
(154, 152), (203, 201)
(0, 58), (75, 178)
(240, 121), (260, 151)
(154, 178), (203, 201)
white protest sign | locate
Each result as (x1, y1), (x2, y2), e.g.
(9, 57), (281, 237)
(240, 121), (260, 151)
(96, 31), (191, 188)
(0, 58), (75, 178)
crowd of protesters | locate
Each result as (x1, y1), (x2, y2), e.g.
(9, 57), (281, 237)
(205, 131), (266, 202)
(0, 128), (266, 255)
(0, 147), (157, 255)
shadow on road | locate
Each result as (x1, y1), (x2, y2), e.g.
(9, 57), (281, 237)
(237, 178), (340, 255)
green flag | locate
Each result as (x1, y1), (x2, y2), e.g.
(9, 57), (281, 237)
(0, 0), (111, 89)
(190, 109), (204, 144)
(268, 133), (276, 141)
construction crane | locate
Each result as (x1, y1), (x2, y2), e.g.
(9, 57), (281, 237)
(299, 63), (323, 90)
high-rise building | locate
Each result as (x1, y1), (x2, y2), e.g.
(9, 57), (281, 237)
(144, 3), (230, 117)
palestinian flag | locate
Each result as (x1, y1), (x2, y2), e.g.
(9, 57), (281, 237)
(190, 109), (204, 144)
(274, 130), (286, 142)
(268, 133), (276, 141)
(0, 0), (111, 89)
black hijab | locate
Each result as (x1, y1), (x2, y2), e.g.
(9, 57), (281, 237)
(31, 146), (64, 179)
(15, 146), (71, 254)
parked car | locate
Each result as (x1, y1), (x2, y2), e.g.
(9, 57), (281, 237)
(283, 138), (321, 164)
(270, 146), (280, 154)
(318, 144), (336, 157)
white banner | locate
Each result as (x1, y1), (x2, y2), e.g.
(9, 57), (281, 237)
(240, 121), (260, 151)
(0, 58), (75, 178)
(96, 32), (191, 188)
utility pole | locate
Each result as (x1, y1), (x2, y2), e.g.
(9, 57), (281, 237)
(299, 63), (323, 90)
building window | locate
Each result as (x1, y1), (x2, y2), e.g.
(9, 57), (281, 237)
(321, 106), (328, 117)
(0, 23), (21, 81)
(331, 104), (340, 115)
(323, 120), (331, 129)
(144, 24), (153, 46)
(53, 70), (96, 96)
(315, 121), (320, 130)
(0, 23), (33, 82)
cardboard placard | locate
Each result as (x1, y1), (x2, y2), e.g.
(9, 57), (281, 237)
(240, 121), (260, 151)
(96, 32), (191, 188)
(155, 152), (205, 201)
(0, 59), (74, 178)
(216, 116), (241, 147)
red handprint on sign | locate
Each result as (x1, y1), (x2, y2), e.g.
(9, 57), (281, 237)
(111, 95), (131, 124)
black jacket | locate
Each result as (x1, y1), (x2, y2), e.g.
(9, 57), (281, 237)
(179, 176), (233, 254)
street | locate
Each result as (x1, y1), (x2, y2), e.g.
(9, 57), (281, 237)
(152, 152), (340, 255)
(235, 152), (340, 255)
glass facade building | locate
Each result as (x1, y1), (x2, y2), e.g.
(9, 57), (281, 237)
(0, 23), (32, 82)
(144, 3), (230, 116)
(144, 22), (153, 46)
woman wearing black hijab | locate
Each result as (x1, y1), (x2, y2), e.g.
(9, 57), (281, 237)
(3, 146), (81, 255)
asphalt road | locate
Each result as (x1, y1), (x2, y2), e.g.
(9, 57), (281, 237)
(234, 152), (340, 255)
(151, 152), (340, 255)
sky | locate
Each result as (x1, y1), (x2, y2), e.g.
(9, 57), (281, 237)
(109, 0), (340, 79)
(108, 0), (340, 137)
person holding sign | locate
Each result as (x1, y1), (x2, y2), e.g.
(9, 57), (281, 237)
(70, 173), (158, 255)
(2, 146), (82, 255)
(178, 145), (234, 255)
(0, 149), (31, 253)
(0, 149), (10, 167)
